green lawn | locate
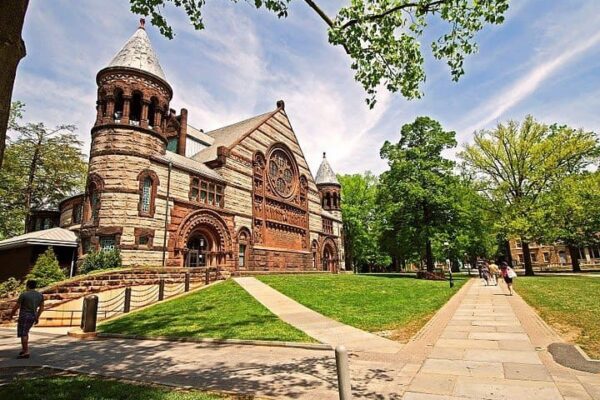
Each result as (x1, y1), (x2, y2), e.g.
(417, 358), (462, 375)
(517, 276), (600, 359)
(0, 375), (232, 400)
(99, 280), (313, 342)
(258, 274), (468, 341)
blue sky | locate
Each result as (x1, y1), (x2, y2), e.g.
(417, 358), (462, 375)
(12, 0), (600, 176)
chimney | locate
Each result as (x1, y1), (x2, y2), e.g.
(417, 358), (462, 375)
(178, 108), (188, 156)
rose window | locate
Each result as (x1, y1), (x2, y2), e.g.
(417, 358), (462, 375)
(268, 149), (296, 198)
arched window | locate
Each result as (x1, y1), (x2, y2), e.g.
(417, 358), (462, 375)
(238, 228), (251, 269)
(138, 170), (159, 217)
(148, 97), (158, 129)
(89, 183), (101, 222)
(130, 92), (143, 125)
(114, 89), (124, 121)
(141, 177), (152, 212)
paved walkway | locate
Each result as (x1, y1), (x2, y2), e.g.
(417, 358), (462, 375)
(402, 281), (600, 400)
(234, 277), (403, 354)
(1, 279), (599, 399)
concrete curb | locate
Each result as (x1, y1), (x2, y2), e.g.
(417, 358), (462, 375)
(95, 332), (333, 351)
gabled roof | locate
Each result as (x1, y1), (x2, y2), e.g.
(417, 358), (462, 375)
(107, 20), (166, 81)
(0, 228), (78, 251)
(315, 152), (339, 185)
(191, 110), (277, 163)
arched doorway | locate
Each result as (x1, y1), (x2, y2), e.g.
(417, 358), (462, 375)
(186, 233), (209, 267)
(322, 245), (332, 271)
(321, 237), (338, 273)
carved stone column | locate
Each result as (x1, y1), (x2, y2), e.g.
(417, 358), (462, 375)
(141, 99), (150, 129)
(122, 95), (131, 124)
(104, 96), (115, 124)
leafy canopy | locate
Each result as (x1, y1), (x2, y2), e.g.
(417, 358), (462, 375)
(128, 0), (509, 106)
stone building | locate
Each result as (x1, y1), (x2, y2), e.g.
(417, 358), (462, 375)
(508, 239), (600, 267)
(7, 19), (343, 276)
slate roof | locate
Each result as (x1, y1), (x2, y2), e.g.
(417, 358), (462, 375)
(315, 152), (339, 185)
(107, 22), (166, 81)
(191, 110), (276, 163)
(0, 228), (78, 251)
(155, 151), (224, 182)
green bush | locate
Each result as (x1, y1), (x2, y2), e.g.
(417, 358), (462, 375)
(80, 248), (122, 274)
(26, 248), (67, 288)
(0, 277), (23, 298)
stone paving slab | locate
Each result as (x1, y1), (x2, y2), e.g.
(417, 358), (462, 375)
(233, 277), (403, 354)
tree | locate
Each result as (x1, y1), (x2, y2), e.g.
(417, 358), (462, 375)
(460, 116), (599, 276)
(338, 172), (390, 272)
(26, 247), (67, 289)
(0, 1), (510, 169)
(541, 172), (600, 272)
(0, 103), (87, 239)
(379, 116), (457, 272)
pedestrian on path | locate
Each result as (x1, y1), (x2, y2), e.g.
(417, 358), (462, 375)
(499, 262), (516, 295)
(488, 261), (500, 286)
(481, 261), (491, 286)
(9, 280), (44, 359)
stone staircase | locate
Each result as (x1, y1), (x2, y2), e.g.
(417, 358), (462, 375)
(0, 267), (228, 324)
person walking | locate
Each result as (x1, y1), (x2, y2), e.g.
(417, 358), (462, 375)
(10, 280), (44, 359)
(481, 261), (491, 286)
(499, 261), (516, 295)
(488, 261), (500, 286)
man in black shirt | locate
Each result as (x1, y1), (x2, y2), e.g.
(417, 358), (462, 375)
(10, 280), (44, 359)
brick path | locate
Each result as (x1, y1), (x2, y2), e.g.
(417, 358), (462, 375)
(233, 277), (403, 354)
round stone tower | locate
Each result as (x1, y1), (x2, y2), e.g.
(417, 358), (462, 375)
(315, 152), (341, 219)
(81, 19), (173, 263)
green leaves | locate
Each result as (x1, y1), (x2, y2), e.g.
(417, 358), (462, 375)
(26, 248), (67, 289)
(128, 0), (509, 106)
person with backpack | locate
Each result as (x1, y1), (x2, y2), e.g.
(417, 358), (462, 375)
(499, 261), (516, 295)
(9, 280), (44, 359)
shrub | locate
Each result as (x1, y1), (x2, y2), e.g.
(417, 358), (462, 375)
(80, 248), (122, 274)
(26, 248), (67, 288)
(0, 277), (23, 298)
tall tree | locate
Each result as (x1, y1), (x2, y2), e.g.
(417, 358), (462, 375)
(460, 116), (599, 276)
(541, 172), (600, 272)
(338, 172), (390, 273)
(0, 103), (87, 239)
(379, 116), (457, 272)
(0, 1), (509, 168)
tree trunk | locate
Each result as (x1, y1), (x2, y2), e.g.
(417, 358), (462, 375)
(0, 0), (29, 169)
(23, 132), (42, 232)
(504, 239), (513, 266)
(425, 238), (434, 272)
(568, 244), (581, 273)
(451, 259), (460, 273)
(521, 240), (535, 276)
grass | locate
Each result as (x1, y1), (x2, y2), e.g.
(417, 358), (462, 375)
(258, 274), (468, 341)
(517, 276), (600, 359)
(99, 280), (314, 342)
(0, 375), (234, 400)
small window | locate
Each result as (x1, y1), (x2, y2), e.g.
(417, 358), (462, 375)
(82, 238), (91, 254)
(530, 253), (537, 263)
(91, 189), (100, 221)
(515, 240), (522, 248)
(238, 244), (246, 267)
(35, 218), (42, 231)
(543, 252), (550, 263)
(517, 254), (524, 263)
(167, 138), (178, 153)
(100, 236), (116, 251)
(139, 236), (149, 246)
(73, 203), (82, 224)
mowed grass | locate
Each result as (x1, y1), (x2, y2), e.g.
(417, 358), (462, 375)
(258, 274), (468, 341)
(0, 375), (233, 400)
(517, 276), (600, 359)
(99, 280), (314, 342)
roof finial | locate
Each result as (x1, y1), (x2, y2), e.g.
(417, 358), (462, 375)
(323, 152), (326, 159)
(139, 18), (146, 29)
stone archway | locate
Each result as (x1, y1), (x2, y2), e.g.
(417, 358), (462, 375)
(172, 209), (233, 268)
(321, 237), (339, 273)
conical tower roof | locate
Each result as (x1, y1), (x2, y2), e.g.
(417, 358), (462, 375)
(315, 152), (339, 185)
(107, 19), (166, 81)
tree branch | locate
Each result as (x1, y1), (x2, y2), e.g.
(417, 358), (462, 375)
(340, 0), (449, 29)
(303, 0), (334, 27)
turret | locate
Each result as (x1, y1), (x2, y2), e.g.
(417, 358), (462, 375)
(315, 152), (341, 216)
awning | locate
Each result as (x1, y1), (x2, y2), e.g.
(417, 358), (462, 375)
(0, 227), (78, 251)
